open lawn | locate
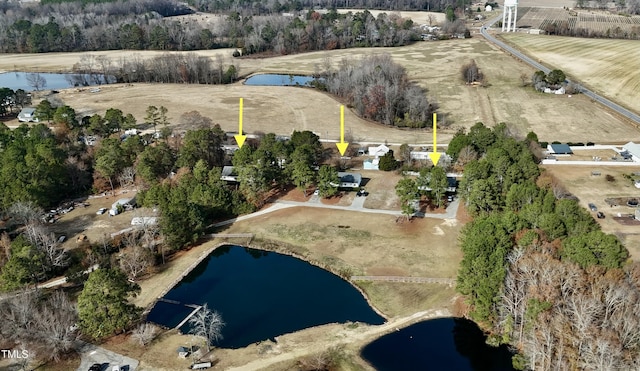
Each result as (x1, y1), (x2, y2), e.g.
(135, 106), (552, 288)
(2, 37), (637, 143)
(499, 34), (640, 118)
(542, 165), (640, 261)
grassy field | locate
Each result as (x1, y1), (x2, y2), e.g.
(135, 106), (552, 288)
(500, 33), (640, 117)
(2, 36), (638, 143)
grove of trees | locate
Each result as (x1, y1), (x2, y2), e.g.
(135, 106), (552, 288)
(453, 123), (636, 369)
(324, 54), (435, 128)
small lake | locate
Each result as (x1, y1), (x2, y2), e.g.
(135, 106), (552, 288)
(361, 318), (515, 371)
(244, 74), (318, 86)
(146, 245), (385, 349)
(0, 72), (115, 91)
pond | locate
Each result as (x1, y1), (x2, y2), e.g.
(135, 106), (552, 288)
(146, 245), (385, 349)
(244, 73), (319, 87)
(361, 318), (515, 371)
(0, 71), (115, 91)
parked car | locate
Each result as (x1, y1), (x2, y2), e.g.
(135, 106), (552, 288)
(313, 189), (320, 196)
(88, 364), (101, 371)
(447, 195), (454, 202)
(596, 211), (605, 219)
(96, 207), (107, 215)
(588, 203), (597, 211)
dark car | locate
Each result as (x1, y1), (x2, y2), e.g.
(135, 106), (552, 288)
(89, 364), (102, 371)
(596, 211), (605, 219)
(588, 203), (597, 211)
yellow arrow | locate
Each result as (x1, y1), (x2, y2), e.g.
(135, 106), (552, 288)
(336, 105), (349, 156)
(234, 98), (247, 148)
(428, 112), (441, 166)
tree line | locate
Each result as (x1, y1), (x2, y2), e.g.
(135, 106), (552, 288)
(452, 123), (635, 369)
(188, 0), (464, 14)
(0, 1), (431, 54)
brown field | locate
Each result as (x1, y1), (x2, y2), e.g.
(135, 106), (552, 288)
(517, 7), (640, 35)
(542, 165), (640, 261)
(500, 33), (640, 117)
(2, 36), (638, 143)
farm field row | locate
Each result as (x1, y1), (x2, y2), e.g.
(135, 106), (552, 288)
(500, 33), (640, 117)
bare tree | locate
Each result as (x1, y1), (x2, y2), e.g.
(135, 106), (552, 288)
(118, 166), (136, 187)
(119, 245), (153, 281)
(8, 201), (43, 226)
(131, 323), (160, 346)
(24, 223), (68, 269)
(26, 73), (47, 91)
(179, 110), (213, 130)
(0, 290), (77, 362)
(188, 304), (225, 353)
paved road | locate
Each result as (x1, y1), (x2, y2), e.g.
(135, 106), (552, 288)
(480, 17), (640, 125)
(76, 340), (138, 371)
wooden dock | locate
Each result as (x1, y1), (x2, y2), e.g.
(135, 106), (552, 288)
(175, 305), (202, 330)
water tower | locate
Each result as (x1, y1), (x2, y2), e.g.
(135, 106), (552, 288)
(502, 0), (518, 32)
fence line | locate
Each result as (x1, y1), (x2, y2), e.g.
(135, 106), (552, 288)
(351, 276), (455, 286)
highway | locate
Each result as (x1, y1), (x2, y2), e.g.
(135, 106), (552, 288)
(479, 16), (640, 126)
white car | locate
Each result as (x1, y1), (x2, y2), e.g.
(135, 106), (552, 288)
(313, 189), (320, 196)
(96, 207), (108, 215)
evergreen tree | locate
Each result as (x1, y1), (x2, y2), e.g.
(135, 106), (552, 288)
(77, 268), (141, 340)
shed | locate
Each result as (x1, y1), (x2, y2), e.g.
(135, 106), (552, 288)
(18, 107), (38, 122)
(177, 346), (190, 358)
(363, 158), (379, 170)
(220, 166), (239, 182)
(547, 144), (573, 155)
(131, 217), (158, 226)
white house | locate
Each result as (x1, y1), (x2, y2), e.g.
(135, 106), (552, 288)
(623, 142), (640, 162)
(332, 172), (362, 188)
(368, 144), (390, 157)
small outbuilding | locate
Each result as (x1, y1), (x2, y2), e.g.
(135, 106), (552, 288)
(220, 166), (239, 182)
(18, 107), (38, 122)
(547, 143), (573, 155)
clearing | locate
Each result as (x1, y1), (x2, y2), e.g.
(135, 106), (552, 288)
(542, 165), (640, 261)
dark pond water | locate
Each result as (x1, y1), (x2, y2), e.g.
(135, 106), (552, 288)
(361, 317), (515, 371)
(146, 245), (385, 349)
(0, 72), (115, 91)
(244, 73), (318, 86)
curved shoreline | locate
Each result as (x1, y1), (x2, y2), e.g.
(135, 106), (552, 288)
(142, 239), (390, 324)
